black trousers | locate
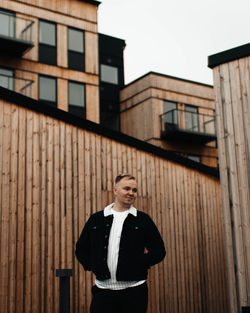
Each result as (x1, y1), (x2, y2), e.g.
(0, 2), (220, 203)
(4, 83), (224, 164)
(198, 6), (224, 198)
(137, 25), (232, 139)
(90, 282), (148, 313)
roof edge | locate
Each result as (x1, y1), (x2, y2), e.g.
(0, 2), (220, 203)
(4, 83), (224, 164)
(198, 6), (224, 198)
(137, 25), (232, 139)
(208, 43), (250, 68)
(123, 71), (213, 89)
(0, 87), (219, 179)
(78, 0), (101, 6)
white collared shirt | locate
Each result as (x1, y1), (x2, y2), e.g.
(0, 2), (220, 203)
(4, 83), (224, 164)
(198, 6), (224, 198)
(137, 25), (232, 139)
(95, 203), (146, 290)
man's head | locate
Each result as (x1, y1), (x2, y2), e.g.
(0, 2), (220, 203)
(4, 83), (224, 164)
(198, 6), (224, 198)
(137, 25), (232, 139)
(113, 174), (137, 209)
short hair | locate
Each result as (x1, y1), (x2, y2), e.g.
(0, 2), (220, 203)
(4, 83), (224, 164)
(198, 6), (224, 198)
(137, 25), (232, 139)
(115, 174), (135, 185)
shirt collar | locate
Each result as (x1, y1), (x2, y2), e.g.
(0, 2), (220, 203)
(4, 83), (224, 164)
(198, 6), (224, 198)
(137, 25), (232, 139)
(103, 203), (137, 217)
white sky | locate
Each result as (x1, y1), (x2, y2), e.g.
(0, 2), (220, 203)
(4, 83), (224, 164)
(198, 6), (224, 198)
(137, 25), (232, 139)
(98, 0), (250, 85)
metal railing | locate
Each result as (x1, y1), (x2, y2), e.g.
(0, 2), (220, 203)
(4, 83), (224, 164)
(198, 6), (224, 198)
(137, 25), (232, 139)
(0, 74), (34, 98)
(0, 10), (35, 43)
(160, 109), (216, 136)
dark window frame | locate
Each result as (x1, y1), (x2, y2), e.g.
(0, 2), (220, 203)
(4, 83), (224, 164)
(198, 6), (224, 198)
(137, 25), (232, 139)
(0, 9), (16, 38)
(38, 19), (57, 66)
(100, 64), (119, 85)
(67, 27), (85, 72)
(0, 66), (14, 90)
(38, 74), (57, 107)
(68, 80), (86, 118)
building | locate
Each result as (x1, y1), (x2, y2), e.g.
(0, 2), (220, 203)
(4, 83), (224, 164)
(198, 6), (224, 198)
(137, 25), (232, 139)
(209, 43), (250, 313)
(99, 33), (125, 130)
(0, 0), (218, 166)
(0, 0), (103, 124)
(120, 72), (218, 167)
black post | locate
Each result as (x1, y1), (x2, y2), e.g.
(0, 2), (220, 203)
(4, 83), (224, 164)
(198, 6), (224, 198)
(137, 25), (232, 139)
(56, 269), (73, 313)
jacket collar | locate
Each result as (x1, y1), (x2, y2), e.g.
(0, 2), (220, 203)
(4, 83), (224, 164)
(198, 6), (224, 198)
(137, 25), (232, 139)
(103, 203), (137, 217)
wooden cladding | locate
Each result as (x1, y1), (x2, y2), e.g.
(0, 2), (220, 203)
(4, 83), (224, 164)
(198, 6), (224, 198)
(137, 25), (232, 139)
(0, 99), (228, 313)
(212, 56), (250, 312)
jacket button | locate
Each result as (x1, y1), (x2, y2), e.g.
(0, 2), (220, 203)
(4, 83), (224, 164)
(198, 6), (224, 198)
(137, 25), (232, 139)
(104, 246), (107, 249)
(106, 224), (110, 227)
(105, 235), (108, 238)
(135, 226), (139, 230)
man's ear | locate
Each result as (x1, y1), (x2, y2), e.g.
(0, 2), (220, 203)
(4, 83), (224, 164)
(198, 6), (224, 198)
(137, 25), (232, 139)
(113, 186), (118, 196)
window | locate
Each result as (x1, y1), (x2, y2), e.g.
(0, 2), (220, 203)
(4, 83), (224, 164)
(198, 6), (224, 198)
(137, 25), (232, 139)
(187, 155), (201, 163)
(68, 27), (85, 71)
(0, 9), (15, 38)
(0, 67), (14, 90)
(163, 100), (177, 125)
(185, 105), (199, 132)
(100, 64), (118, 84)
(39, 75), (57, 106)
(68, 81), (85, 117)
(39, 20), (57, 65)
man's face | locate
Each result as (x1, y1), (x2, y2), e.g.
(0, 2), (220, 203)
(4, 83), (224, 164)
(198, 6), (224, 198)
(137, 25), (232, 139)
(114, 178), (137, 208)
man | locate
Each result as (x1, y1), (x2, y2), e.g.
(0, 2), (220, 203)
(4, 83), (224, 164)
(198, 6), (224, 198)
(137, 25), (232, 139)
(75, 174), (166, 313)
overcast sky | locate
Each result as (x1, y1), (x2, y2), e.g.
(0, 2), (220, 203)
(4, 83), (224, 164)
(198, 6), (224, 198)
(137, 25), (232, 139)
(98, 0), (250, 85)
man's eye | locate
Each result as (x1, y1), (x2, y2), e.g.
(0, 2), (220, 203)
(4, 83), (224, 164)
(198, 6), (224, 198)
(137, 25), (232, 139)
(132, 188), (137, 193)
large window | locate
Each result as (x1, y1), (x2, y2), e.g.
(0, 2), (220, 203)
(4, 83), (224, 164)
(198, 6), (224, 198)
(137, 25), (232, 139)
(0, 9), (15, 38)
(185, 105), (199, 132)
(100, 64), (118, 84)
(68, 27), (84, 71)
(39, 20), (57, 65)
(39, 75), (57, 106)
(163, 100), (177, 125)
(68, 81), (85, 117)
(0, 67), (14, 90)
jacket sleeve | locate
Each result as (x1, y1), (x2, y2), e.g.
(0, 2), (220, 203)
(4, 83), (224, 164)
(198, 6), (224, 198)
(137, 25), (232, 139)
(143, 215), (166, 268)
(75, 216), (92, 271)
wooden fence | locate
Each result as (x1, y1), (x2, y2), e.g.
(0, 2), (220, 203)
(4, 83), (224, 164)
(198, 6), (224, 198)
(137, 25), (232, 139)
(0, 97), (229, 313)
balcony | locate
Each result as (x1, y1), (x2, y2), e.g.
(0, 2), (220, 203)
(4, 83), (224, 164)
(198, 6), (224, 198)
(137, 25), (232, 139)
(160, 109), (217, 144)
(0, 10), (34, 56)
(0, 73), (34, 98)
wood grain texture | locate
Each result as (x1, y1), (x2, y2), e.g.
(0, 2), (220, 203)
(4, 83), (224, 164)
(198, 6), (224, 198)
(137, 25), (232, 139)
(0, 99), (229, 313)
(212, 55), (250, 312)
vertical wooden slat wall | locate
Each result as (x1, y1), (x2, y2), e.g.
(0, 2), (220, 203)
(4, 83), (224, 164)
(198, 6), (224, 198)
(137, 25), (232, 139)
(212, 56), (250, 313)
(0, 99), (229, 313)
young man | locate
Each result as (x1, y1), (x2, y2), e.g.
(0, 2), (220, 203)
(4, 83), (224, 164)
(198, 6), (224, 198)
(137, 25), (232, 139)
(75, 174), (166, 313)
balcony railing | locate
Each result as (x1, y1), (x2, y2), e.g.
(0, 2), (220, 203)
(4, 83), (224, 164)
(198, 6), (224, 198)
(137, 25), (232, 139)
(0, 74), (34, 98)
(0, 10), (35, 56)
(160, 109), (217, 144)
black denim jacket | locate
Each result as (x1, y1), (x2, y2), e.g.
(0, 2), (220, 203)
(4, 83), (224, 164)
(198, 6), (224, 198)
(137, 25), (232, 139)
(75, 210), (166, 281)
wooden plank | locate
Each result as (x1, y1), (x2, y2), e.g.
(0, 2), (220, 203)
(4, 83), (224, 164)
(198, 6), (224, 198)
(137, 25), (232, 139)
(85, 85), (99, 123)
(0, 102), (11, 313)
(57, 24), (68, 68)
(229, 60), (250, 300)
(59, 121), (66, 269)
(84, 131), (92, 311)
(77, 129), (86, 313)
(24, 110), (33, 313)
(16, 107), (26, 313)
(212, 65), (238, 313)
(96, 135), (102, 211)
(46, 115), (55, 313)
(54, 119), (61, 313)
(57, 79), (68, 112)
(8, 105), (18, 313)
(31, 110), (41, 312)
(40, 114), (47, 313)
(85, 32), (98, 75)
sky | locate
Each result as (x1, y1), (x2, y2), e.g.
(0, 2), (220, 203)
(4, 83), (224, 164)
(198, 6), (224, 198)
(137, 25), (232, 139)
(98, 0), (250, 86)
